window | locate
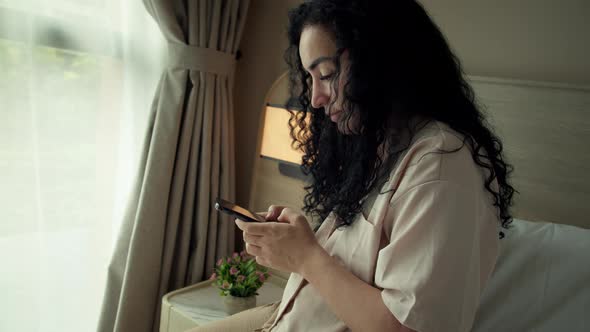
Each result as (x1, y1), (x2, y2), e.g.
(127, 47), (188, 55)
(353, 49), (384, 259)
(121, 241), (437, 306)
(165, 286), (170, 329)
(0, 1), (165, 330)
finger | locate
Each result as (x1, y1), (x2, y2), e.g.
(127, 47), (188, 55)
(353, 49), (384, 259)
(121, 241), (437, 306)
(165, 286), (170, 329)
(245, 242), (262, 256)
(266, 205), (287, 221)
(243, 232), (263, 246)
(236, 219), (273, 235)
(235, 219), (247, 231)
(256, 211), (269, 220)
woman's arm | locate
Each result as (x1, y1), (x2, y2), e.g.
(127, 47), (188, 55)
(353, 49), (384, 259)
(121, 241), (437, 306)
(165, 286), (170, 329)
(236, 207), (416, 332)
(301, 245), (415, 332)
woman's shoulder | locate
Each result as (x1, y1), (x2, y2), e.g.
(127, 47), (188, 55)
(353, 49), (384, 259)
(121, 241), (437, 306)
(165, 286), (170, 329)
(407, 120), (467, 156)
(388, 121), (483, 193)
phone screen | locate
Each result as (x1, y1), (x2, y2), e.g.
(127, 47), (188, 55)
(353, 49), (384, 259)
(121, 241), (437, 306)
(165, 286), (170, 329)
(215, 198), (266, 222)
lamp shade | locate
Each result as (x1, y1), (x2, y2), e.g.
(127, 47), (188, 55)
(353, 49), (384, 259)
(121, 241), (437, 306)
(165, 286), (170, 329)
(260, 105), (307, 164)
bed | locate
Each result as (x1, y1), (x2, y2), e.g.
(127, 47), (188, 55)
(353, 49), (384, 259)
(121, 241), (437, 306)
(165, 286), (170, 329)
(473, 218), (590, 331)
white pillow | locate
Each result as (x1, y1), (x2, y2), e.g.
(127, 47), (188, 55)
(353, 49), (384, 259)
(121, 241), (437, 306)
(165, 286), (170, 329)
(472, 219), (590, 331)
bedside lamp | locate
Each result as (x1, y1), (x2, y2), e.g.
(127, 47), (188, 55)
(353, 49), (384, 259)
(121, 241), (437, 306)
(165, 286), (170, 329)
(260, 104), (302, 165)
(259, 101), (311, 181)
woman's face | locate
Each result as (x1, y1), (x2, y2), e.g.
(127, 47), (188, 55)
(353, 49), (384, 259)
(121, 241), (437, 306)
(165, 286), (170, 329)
(299, 25), (360, 134)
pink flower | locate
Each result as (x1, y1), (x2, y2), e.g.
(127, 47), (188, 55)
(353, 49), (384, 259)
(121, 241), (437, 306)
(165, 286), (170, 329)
(232, 252), (241, 262)
(230, 266), (239, 275)
(236, 275), (245, 283)
(240, 250), (247, 258)
(222, 281), (231, 289)
(209, 273), (217, 280)
(216, 258), (223, 266)
(255, 271), (268, 283)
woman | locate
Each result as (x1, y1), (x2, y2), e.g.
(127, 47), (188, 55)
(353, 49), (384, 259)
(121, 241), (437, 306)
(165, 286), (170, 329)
(190, 0), (514, 331)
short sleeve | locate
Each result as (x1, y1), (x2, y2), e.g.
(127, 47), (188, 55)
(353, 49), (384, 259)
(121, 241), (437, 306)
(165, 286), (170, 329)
(374, 180), (499, 332)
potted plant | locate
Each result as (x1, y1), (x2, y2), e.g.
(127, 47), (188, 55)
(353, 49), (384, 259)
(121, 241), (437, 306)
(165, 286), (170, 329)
(210, 250), (270, 315)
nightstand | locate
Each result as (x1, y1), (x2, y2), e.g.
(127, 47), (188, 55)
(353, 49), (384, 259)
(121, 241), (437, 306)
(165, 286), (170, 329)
(160, 274), (287, 332)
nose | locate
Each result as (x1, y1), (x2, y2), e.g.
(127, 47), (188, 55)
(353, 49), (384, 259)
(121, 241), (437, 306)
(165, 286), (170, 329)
(310, 78), (330, 109)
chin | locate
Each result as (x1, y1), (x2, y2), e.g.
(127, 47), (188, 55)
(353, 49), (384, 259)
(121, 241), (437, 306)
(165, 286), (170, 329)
(336, 115), (361, 135)
(336, 122), (357, 135)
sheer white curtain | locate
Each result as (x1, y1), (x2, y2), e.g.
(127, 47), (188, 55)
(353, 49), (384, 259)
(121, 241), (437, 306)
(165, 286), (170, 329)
(0, 0), (166, 331)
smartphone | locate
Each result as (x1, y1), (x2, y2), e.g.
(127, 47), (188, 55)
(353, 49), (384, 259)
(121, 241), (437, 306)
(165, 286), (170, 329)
(215, 197), (266, 223)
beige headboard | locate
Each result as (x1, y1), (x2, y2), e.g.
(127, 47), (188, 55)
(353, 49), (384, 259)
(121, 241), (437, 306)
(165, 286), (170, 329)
(470, 76), (590, 229)
(249, 74), (590, 229)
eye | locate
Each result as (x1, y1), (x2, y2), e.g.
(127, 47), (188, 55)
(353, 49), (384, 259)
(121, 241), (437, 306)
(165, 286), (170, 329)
(319, 73), (335, 81)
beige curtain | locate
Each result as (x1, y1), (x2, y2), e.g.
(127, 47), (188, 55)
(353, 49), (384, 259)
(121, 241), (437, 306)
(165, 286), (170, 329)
(97, 1), (250, 331)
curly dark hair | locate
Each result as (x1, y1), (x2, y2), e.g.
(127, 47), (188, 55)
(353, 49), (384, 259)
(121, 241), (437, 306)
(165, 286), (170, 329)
(285, 0), (516, 238)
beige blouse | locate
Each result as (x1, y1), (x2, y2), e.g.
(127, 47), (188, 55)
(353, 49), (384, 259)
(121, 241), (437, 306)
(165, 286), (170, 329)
(263, 122), (500, 332)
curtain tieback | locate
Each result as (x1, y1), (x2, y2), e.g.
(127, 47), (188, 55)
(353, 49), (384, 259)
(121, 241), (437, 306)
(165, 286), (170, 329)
(168, 42), (236, 76)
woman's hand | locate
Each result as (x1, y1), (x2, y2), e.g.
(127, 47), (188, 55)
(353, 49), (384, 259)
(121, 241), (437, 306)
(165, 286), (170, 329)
(235, 205), (322, 275)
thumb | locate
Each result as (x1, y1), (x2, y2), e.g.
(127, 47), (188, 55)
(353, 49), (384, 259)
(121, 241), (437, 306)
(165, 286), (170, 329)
(266, 205), (287, 221)
(276, 208), (307, 225)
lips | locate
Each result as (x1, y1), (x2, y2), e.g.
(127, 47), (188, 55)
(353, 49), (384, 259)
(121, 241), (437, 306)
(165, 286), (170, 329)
(327, 109), (343, 117)
(329, 110), (343, 122)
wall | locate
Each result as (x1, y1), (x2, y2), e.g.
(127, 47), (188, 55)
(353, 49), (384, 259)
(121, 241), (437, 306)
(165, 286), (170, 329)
(233, 0), (302, 207)
(420, 0), (590, 85)
(233, 0), (590, 208)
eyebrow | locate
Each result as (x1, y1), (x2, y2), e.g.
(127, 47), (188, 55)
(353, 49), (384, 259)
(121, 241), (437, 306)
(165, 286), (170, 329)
(307, 56), (333, 71)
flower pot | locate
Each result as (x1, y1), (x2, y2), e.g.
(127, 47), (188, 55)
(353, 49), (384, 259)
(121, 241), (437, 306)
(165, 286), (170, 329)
(223, 295), (257, 315)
